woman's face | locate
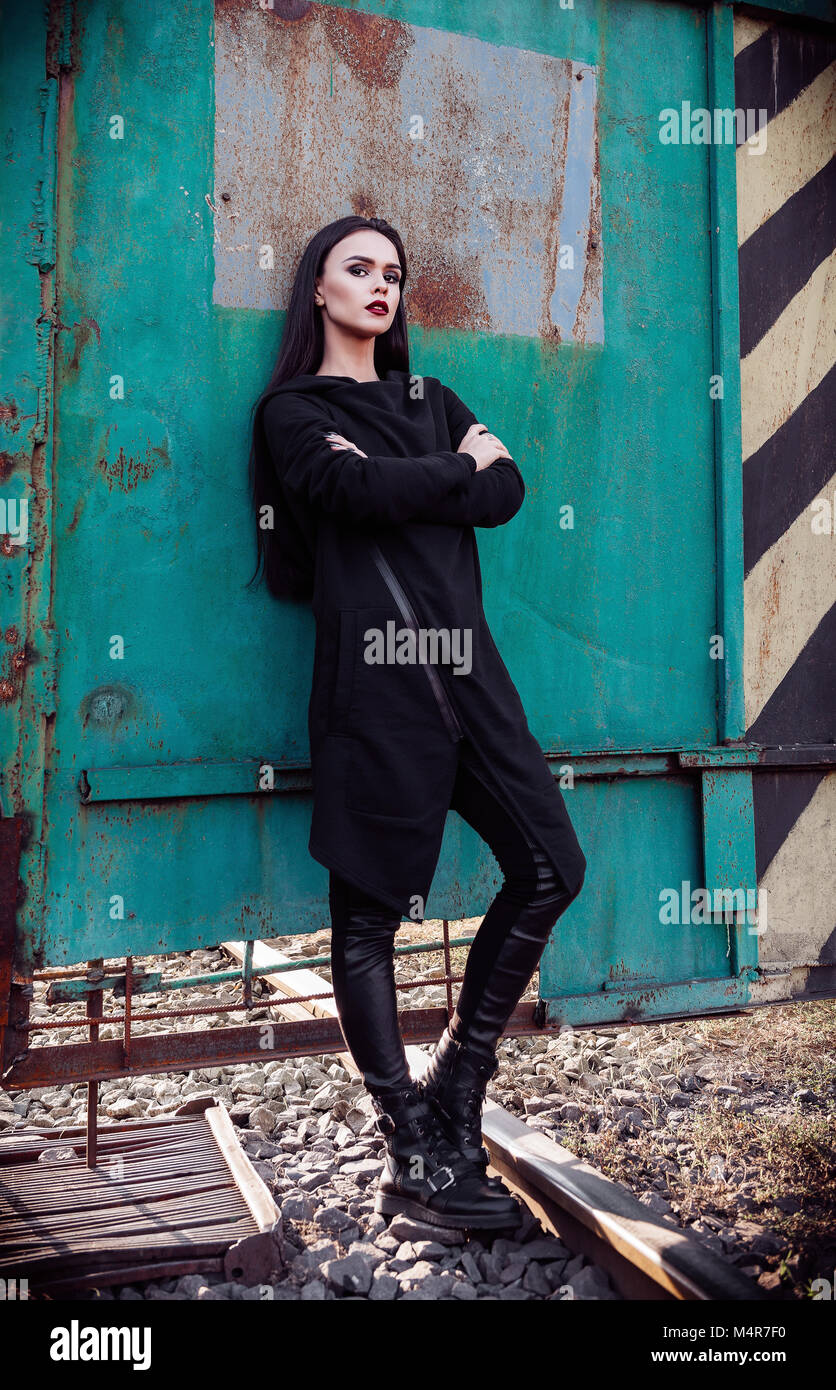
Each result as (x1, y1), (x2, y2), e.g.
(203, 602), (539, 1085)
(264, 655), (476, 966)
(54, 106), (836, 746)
(314, 229), (402, 340)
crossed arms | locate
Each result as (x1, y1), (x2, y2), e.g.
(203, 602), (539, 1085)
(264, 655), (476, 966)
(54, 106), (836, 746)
(262, 383), (525, 529)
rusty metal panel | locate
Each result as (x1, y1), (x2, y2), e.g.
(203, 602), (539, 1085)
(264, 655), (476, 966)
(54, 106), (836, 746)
(4, 0), (736, 993)
(213, 1), (603, 342)
(15, 0), (835, 1055)
(0, 1), (63, 984)
(0, 817), (24, 1073)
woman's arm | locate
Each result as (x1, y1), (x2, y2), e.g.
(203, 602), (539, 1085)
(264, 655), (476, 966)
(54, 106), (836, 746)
(263, 391), (477, 525)
(408, 384), (525, 528)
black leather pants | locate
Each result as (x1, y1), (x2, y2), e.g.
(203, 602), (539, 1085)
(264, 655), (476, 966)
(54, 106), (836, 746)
(328, 753), (586, 1094)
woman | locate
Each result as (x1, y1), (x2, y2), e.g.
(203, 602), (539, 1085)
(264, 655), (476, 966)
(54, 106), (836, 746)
(248, 214), (587, 1233)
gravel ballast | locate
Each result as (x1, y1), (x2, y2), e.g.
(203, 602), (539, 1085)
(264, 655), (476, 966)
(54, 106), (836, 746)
(2, 939), (832, 1302)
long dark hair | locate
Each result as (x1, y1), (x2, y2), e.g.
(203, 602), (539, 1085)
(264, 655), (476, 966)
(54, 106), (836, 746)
(246, 215), (410, 602)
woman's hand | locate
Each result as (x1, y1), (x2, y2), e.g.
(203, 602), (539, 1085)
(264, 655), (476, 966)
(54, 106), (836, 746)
(458, 422), (512, 473)
(324, 431), (367, 458)
(323, 424), (510, 472)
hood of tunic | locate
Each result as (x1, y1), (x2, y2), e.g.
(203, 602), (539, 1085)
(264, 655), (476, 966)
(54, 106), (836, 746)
(261, 367), (407, 401)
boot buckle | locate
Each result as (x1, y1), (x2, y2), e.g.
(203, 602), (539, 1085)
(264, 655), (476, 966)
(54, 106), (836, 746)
(427, 1165), (456, 1192)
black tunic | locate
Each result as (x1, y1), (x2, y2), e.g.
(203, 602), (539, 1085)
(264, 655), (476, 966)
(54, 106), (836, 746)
(259, 368), (586, 918)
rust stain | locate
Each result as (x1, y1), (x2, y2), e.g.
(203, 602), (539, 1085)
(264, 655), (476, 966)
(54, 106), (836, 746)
(216, 4), (601, 344)
(96, 440), (171, 492)
(347, 188), (393, 222)
(541, 65), (573, 347)
(0, 643), (28, 703)
(319, 6), (413, 88)
(759, 558), (783, 670)
(0, 450), (26, 482)
(216, 0), (317, 41)
(396, 253), (489, 332)
(4, 627), (19, 645)
(575, 93), (602, 343)
(61, 317), (102, 375)
(65, 494), (85, 535)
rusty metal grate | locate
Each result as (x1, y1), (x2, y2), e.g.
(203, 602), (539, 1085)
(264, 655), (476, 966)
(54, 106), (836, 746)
(1, 923), (485, 1096)
(0, 923), (554, 1162)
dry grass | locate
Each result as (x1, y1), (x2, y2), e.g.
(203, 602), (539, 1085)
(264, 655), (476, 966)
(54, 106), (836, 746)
(559, 1001), (836, 1294)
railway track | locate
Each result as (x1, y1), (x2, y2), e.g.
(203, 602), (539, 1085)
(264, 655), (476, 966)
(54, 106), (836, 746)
(221, 937), (767, 1302)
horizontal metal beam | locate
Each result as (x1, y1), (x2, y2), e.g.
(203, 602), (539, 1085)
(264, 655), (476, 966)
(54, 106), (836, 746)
(74, 743), (836, 803)
(755, 744), (836, 768)
(2, 1001), (558, 1091)
(78, 760), (310, 803)
(543, 979), (754, 1027)
(668, 0), (834, 24)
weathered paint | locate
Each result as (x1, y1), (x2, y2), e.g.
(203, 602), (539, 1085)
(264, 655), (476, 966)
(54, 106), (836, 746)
(0, 816), (25, 1071)
(0, 0), (64, 1008)
(1, 0), (834, 1091)
(0, 2), (682, 967)
(215, 4), (603, 341)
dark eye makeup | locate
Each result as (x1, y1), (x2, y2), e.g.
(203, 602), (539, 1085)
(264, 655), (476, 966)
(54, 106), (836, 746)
(347, 264), (401, 284)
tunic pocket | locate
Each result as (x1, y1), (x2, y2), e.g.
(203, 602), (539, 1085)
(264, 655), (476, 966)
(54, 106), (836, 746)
(344, 606), (456, 820)
(345, 729), (423, 820)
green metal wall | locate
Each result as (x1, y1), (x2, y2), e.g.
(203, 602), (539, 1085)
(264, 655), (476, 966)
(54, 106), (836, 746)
(3, 0), (792, 1024)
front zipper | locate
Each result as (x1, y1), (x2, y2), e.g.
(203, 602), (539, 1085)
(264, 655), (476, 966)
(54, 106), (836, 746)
(370, 540), (463, 743)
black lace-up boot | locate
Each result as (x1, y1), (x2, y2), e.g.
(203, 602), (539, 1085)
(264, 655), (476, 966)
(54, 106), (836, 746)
(369, 1081), (521, 1231)
(419, 848), (577, 1186)
(417, 1025), (506, 1186)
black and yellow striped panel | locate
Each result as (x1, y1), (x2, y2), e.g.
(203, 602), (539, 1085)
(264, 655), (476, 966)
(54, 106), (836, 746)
(734, 12), (835, 967)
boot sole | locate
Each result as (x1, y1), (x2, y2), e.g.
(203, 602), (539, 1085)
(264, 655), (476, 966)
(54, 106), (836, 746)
(374, 1189), (522, 1231)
